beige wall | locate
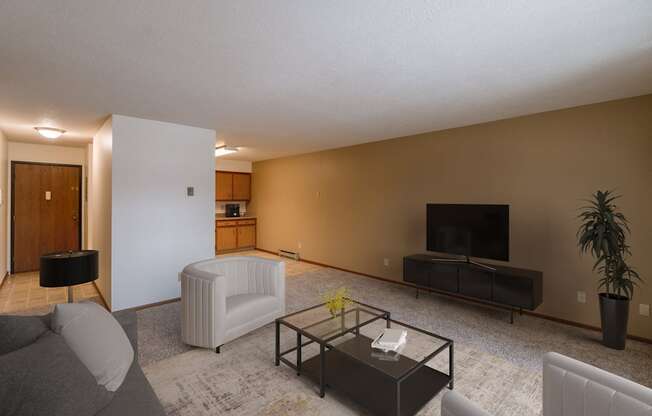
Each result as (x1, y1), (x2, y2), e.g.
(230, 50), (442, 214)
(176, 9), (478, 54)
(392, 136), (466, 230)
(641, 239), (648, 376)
(215, 159), (252, 173)
(89, 118), (113, 308)
(0, 130), (7, 280)
(251, 95), (652, 339)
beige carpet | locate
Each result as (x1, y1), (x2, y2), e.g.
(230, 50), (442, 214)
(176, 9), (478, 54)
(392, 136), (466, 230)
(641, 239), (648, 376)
(143, 323), (542, 416)
(138, 257), (650, 415)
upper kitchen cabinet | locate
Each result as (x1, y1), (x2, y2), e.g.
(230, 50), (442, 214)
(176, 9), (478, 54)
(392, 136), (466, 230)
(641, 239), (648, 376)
(216, 171), (251, 201)
(216, 171), (233, 200)
(232, 173), (251, 200)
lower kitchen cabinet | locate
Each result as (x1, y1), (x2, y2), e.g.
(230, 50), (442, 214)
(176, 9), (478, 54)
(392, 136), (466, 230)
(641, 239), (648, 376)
(216, 218), (256, 253)
(237, 225), (256, 248)
(216, 226), (237, 251)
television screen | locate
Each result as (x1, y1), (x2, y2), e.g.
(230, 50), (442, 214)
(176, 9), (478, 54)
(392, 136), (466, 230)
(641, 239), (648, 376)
(426, 204), (509, 261)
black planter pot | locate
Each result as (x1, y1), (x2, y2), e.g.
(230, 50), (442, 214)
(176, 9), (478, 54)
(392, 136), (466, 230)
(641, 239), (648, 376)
(599, 293), (630, 350)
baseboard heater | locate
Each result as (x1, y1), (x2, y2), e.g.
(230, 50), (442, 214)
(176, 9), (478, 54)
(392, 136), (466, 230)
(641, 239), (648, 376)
(278, 249), (300, 260)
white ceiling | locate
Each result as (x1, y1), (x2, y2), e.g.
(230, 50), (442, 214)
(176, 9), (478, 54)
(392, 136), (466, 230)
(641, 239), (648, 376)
(1, 1), (651, 161)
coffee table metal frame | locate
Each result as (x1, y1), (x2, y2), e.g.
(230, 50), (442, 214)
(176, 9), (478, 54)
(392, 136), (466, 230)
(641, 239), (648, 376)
(275, 299), (454, 416)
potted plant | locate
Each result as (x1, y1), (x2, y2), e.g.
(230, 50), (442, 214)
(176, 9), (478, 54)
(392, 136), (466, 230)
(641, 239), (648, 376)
(577, 190), (642, 349)
(322, 287), (351, 317)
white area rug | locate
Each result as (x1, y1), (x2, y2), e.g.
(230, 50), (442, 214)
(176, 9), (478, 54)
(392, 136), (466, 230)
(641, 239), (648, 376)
(139, 263), (651, 415)
(143, 323), (541, 416)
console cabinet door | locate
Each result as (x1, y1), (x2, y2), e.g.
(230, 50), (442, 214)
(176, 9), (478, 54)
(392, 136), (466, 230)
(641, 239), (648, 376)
(493, 274), (533, 309)
(429, 264), (459, 293)
(459, 267), (493, 300)
(403, 259), (428, 286)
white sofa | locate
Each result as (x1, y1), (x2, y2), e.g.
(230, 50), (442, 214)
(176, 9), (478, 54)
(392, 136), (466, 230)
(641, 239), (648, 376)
(442, 352), (652, 416)
(179, 256), (285, 352)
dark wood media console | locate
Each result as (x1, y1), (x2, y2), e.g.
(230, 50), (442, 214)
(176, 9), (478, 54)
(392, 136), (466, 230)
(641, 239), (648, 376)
(403, 254), (542, 323)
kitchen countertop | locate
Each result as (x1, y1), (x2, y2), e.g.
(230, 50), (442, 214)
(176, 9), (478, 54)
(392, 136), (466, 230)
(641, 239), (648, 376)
(215, 215), (257, 221)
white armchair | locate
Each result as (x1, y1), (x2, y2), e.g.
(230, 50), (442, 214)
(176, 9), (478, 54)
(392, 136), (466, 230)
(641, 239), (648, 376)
(441, 352), (652, 416)
(179, 256), (285, 352)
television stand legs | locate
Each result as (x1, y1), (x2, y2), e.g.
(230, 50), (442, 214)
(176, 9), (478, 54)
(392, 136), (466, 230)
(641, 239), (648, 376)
(509, 308), (523, 324)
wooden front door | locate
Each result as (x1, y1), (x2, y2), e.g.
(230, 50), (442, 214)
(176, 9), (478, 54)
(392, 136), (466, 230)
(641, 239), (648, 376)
(12, 162), (82, 273)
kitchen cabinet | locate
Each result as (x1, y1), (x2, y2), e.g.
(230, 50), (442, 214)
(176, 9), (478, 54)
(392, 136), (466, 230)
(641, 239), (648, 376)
(216, 225), (237, 251)
(216, 171), (233, 201)
(216, 218), (256, 253)
(237, 224), (256, 248)
(216, 171), (251, 201)
(232, 173), (251, 200)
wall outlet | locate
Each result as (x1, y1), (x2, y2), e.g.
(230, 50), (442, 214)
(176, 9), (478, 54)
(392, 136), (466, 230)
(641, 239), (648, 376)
(297, 241), (302, 249)
(640, 304), (650, 317)
(577, 291), (586, 304)
(383, 258), (390, 267)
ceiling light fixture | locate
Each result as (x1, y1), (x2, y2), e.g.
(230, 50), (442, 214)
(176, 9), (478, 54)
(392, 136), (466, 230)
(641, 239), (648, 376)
(215, 145), (238, 157)
(34, 127), (66, 139)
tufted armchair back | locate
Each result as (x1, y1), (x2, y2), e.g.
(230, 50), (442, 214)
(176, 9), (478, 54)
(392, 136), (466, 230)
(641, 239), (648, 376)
(543, 352), (652, 416)
(442, 352), (652, 416)
(189, 256), (285, 298)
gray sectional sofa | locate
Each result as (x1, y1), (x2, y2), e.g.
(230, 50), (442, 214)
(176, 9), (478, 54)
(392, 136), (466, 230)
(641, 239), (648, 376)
(0, 310), (165, 416)
(98, 310), (165, 416)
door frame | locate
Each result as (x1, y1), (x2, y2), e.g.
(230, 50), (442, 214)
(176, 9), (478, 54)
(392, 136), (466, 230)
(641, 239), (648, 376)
(10, 161), (83, 273)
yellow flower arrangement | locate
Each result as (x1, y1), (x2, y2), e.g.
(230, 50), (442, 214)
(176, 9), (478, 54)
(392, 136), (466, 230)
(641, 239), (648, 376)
(322, 287), (351, 317)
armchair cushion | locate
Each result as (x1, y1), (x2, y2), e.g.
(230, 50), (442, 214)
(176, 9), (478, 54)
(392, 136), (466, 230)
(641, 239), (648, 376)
(226, 294), (279, 329)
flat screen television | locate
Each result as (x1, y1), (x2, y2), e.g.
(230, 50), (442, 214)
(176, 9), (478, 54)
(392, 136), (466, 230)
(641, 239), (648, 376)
(426, 204), (509, 261)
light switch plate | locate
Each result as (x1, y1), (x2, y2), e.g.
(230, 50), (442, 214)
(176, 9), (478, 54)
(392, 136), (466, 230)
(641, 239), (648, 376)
(383, 258), (390, 267)
(640, 304), (650, 317)
(577, 291), (586, 304)
(187, 186), (194, 196)
(45, 191), (51, 201)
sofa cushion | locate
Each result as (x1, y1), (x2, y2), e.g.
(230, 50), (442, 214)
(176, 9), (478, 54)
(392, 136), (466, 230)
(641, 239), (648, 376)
(0, 314), (49, 355)
(226, 293), (279, 329)
(112, 309), (138, 354)
(0, 331), (113, 416)
(51, 302), (134, 392)
(96, 360), (166, 416)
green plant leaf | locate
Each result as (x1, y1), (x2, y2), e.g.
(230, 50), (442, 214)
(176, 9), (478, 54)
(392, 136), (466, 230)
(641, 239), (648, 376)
(577, 191), (642, 299)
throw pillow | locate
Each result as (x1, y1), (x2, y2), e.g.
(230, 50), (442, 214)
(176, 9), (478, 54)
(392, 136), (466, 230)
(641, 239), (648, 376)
(51, 302), (134, 392)
(0, 331), (113, 416)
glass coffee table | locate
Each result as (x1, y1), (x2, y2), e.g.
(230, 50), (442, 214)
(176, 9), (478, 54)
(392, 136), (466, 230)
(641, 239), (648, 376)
(275, 300), (454, 416)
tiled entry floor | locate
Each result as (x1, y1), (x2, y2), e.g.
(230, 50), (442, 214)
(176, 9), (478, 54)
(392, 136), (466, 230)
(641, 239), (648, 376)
(0, 272), (103, 314)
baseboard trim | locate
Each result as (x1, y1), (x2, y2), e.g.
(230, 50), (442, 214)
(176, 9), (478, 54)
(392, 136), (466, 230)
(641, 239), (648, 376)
(117, 297), (181, 313)
(255, 248), (652, 345)
(92, 281), (110, 311)
(0, 271), (8, 291)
